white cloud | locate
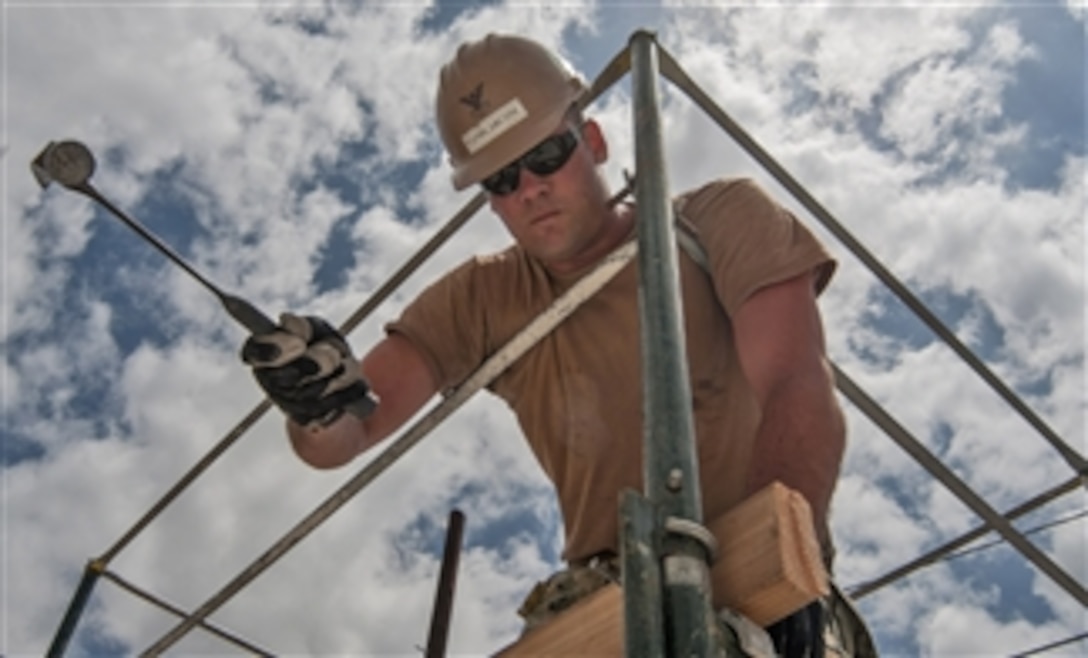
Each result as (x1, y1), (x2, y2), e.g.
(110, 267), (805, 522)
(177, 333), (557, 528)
(923, 603), (1073, 656)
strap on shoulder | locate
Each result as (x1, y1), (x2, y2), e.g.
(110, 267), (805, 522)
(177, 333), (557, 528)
(674, 199), (710, 273)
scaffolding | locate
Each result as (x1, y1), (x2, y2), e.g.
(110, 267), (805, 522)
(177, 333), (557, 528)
(44, 30), (1086, 657)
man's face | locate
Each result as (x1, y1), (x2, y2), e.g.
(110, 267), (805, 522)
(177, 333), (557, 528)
(486, 119), (612, 270)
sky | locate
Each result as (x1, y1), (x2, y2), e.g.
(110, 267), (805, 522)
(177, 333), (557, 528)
(2, 0), (1085, 656)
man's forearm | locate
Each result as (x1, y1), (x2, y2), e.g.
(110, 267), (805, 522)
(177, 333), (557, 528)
(747, 363), (845, 546)
(287, 415), (373, 470)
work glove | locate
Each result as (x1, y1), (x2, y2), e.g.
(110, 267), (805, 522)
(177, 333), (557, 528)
(765, 599), (825, 658)
(241, 313), (375, 426)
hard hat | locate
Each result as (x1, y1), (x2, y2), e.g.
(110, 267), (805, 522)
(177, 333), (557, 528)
(436, 34), (587, 190)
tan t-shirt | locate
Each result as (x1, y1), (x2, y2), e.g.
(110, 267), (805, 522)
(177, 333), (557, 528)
(387, 178), (835, 561)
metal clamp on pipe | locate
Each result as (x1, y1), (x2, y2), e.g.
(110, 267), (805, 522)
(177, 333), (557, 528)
(664, 516), (719, 564)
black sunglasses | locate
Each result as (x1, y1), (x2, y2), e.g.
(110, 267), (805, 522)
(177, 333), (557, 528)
(481, 128), (580, 196)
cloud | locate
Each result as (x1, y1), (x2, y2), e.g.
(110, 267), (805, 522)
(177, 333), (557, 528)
(923, 603), (1074, 656)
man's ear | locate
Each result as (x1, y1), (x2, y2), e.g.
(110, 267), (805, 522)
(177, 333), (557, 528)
(582, 119), (608, 164)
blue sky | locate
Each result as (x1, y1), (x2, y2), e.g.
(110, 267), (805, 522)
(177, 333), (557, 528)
(2, 1), (1085, 656)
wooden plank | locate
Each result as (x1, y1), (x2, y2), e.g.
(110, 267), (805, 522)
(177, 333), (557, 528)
(708, 482), (829, 626)
(495, 483), (828, 656)
(495, 584), (622, 657)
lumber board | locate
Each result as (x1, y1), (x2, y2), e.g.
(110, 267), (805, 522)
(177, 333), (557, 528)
(495, 482), (828, 656)
(708, 481), (830, 625)
(495, 585), (622, 657)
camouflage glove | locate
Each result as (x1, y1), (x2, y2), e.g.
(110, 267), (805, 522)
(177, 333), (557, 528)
(241, 313), (375, 426)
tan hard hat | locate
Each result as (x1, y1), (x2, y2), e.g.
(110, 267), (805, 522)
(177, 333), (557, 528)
(436, 34), (587, 190)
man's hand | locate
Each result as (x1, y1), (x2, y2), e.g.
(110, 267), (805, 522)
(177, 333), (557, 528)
(241, 313), (375, 426)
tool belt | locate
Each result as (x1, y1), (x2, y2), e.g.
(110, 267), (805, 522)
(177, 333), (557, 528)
(517, 551), (620, 631)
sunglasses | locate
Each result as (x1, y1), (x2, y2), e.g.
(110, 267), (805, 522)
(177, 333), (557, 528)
(481, 128), (580, 196)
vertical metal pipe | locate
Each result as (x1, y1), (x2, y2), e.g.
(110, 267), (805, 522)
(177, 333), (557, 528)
(629, 30), (722, 657)
(425, 509), (465, 658)
(620, 491), (665, 658)
(629, 28), (701, 546)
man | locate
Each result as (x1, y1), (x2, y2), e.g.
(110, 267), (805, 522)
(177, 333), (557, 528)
(243, 34), (875, 656)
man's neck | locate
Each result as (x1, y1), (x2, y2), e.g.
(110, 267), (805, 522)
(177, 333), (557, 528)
(543, 204), (635, 278)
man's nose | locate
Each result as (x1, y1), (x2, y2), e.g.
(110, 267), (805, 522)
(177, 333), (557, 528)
(515, 167), (550, 201)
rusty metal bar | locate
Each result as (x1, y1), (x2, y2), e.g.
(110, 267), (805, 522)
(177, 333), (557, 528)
(425, 509), (466, 658)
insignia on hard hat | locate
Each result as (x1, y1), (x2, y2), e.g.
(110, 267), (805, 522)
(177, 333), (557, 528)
(460, 83), (485, 112)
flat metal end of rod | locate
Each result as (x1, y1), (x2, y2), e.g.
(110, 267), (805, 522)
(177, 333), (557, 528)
(31, 140), (97, 190)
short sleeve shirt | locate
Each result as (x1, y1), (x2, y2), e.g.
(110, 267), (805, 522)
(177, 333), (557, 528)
(386, 178), (835, 561)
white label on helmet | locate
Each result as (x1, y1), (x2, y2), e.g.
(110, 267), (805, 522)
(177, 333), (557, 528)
(462, 98), (528, 154)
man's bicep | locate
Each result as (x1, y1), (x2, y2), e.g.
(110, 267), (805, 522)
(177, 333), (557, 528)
(731, 271), (831, 401)
(359, 333), (439, 443)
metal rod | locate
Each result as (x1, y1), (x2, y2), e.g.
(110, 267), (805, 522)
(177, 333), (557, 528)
(849, 475), (1084, 599)
(620, 490), (666, 658)
(629, 30), (721, 657)
(1010, 630), (1088, 657)
(45, 561), (103, 658)
(324, 194), (486, 337)
(580, 39), (631, 111)
(100, 570), (274, 656)
(425, 509), (465, 658)
(30, 138), (383, 414)
(99, 401), (270, 565)
(833, 364), (1088, 607)
(630, 28), (701, 541)
(70, 177), (381, 420)
(73, 182), (276, 335)
(654, 46), (1088, 487)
